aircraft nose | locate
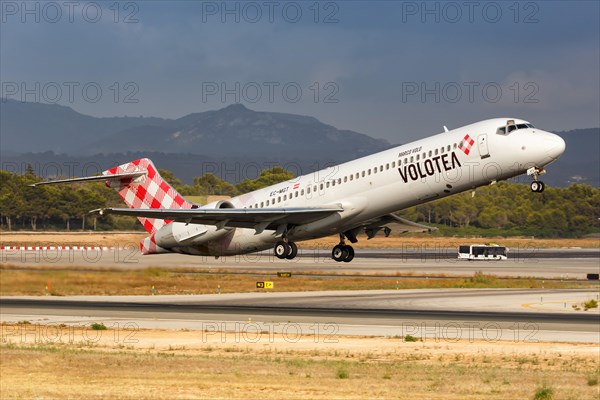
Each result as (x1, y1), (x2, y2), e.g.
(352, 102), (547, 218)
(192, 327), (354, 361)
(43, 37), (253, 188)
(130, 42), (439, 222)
(544, 133), (566, 160)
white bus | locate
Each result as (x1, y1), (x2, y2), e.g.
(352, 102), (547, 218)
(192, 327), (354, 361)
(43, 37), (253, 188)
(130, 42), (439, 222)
(457, 244), (508, 261)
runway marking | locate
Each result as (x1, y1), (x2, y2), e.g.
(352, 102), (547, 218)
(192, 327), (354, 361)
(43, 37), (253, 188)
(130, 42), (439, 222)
(0, 246), (120, 251)
(521, 299), (600, 312)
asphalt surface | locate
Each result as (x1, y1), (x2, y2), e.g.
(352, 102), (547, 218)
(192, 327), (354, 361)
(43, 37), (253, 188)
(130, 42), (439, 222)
(2, 289), (598, 343)
(2, 248), (599, 279)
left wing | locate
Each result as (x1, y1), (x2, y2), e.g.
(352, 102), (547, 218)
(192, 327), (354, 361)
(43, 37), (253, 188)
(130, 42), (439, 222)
(92, 207), (344, 231)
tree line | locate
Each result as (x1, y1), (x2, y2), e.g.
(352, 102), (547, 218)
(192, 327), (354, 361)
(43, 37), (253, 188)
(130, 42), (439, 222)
(1, 166), (598, 237)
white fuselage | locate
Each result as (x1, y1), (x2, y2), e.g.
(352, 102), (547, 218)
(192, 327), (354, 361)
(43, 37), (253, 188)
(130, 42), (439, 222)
(162, 118), (565, 256)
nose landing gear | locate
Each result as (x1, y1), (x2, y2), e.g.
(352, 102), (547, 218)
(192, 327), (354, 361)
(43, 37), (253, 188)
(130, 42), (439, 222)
(530, 180), (545, 193)
(527, 167), (546, 193)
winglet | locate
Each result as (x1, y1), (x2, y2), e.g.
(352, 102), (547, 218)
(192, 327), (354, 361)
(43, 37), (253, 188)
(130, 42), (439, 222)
(443, 126), (449, 132)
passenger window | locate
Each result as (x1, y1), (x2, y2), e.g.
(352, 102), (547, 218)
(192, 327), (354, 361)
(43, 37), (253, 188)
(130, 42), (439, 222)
(434, 149), (438, 155)
(416, 154), (420, 161)
(447, 145), (451, 152)
(344, 176), (347, 183)
(386, 163), (389, 170)
(307, 187), (310, 194)
(284, 195), (287, 201)
(428, 150), (432, 157)
(440, 147), (444, 154)
(261, 202), (264, 207)
(314, 185), (317, 192)
(320, 183), (324, 190)
(453, 143), (457, 149)
(278, 196), (281, 203)
(356, 173), (359, 179)
(326, 182), (330, 188)
(362, 171), (365, 177)
(295, 191), (298, 198)
(266, 200), (270, 206)
(410, 156), (414, 163)
(392, 161), (395, 168)
(301, 189), (305, 195)
(338, 178), (341, 184)
(350, 175), (353, 181)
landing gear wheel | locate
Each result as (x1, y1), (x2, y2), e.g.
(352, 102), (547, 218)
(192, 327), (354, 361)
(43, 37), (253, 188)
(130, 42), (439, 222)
(332, 244), (349, 262)
(274, 241), (290, 259)
(530, 181), (545, 193)
(285, 242), (298, 260)
(332, 245), (354, 262)
(342, 246), (355, 263)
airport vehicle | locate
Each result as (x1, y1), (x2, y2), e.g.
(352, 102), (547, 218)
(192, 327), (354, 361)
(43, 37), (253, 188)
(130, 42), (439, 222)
(32, 118), (565, 262)
(457, 244), (508, 260)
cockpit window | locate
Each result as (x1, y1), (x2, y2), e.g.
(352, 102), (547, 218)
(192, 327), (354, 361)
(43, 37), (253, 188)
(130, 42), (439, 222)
(497, 122), (535, 135)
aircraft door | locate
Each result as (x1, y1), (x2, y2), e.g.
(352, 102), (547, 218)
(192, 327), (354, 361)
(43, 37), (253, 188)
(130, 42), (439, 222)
(477, 134), (490, 159)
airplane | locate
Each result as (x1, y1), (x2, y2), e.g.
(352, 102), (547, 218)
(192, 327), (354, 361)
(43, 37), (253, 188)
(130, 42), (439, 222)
(31, 118), (566, 262)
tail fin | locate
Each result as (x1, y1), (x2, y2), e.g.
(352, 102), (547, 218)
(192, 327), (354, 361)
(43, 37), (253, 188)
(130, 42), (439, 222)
(103, 158), (192, 234)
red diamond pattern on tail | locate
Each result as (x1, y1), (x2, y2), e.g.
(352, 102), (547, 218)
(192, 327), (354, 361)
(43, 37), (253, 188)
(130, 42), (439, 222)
(104, 158), (192, 234)
(458, 134), (475, 155)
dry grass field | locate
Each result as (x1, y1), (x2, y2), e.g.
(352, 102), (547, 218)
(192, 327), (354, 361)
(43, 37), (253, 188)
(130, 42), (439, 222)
(0, 266), (592, 296)
(1, 325), (599, 399)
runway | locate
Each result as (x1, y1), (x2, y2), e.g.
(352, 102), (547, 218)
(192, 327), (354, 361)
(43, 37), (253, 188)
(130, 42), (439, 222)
(2, 289), (599, 343)
(1, 248), (599, 279)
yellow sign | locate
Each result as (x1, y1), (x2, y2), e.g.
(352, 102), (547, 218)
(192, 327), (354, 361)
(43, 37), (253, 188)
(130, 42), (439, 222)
(264, 281), (274, 289)
(277, 272), (292, 278)
(256, 281), (274, 289)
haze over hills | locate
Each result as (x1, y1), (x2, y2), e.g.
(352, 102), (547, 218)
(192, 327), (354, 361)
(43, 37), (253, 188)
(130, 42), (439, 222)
(0, 99), (390, 158)
(0, 99), (598, 187)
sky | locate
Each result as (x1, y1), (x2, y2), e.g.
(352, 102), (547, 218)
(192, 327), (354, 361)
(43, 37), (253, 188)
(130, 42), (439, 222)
(1, 0), (599, 143)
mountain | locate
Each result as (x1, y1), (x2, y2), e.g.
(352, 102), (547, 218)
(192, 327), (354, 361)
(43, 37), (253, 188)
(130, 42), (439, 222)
(0, 100), (390, 160)
(86, 104), (390, 159)
(553, 128), (600, 187)
(0, 98), (171, 153)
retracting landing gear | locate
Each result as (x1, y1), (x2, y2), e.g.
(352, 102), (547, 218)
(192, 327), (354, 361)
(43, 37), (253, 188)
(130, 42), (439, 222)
(274, 240), (298, 260)
(332, 233), (355, 263)
(527, 167), (546, 193)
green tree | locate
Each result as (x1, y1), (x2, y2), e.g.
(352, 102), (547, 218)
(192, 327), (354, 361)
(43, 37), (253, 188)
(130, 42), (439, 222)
(236, 166), (295, 194)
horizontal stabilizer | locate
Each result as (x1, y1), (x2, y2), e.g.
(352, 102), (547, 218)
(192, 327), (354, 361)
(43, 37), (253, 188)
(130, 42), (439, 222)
(29, 171), (146, 187)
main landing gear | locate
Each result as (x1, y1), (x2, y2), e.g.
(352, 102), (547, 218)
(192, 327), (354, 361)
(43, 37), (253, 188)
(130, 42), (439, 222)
(331, 233), (355, 263)
(274, 240), (298, 260)
(527, 167), (546, 193)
